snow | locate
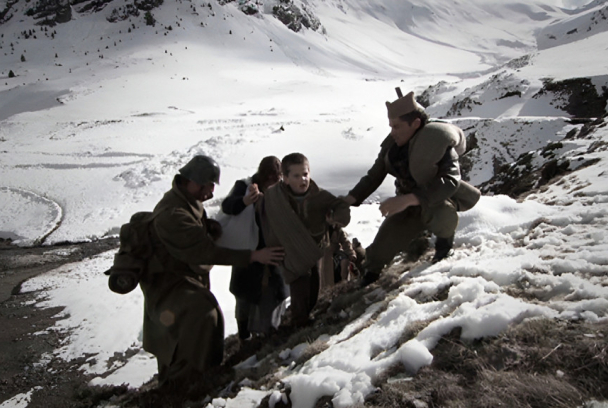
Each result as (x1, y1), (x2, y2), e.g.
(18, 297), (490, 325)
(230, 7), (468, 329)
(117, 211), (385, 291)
(1, 0), (608, 406)
(0, 388), (37, 408)
(0, 187), (62, 244)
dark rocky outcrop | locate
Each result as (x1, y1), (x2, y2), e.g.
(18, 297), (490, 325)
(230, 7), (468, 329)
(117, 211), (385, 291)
(216, 0), (321, 31)
(0, 0), (19, 24)
(23, 0), (72, 25)
(5, 0), (315, 32)
(272, 0), (321, 32)
(458, 129), (479, 182)
(3, 0), (164, 26)
(534, 77), (608, 119)
(105, 0), (162, 23)
(480, 115), (607, 198)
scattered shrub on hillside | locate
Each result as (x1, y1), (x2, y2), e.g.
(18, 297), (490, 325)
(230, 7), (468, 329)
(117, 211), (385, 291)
(144, 11), (155, 26)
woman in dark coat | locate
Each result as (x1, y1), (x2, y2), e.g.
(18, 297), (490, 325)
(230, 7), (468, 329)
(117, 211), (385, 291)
(220, 156), (287, 340)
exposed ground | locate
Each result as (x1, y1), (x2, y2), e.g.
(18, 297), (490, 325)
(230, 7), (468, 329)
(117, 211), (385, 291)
(0, 238), (119, 408)
(1, 238), (607, 408)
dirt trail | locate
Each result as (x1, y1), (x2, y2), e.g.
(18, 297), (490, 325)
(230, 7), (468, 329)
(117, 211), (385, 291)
(0, 238), (119, 407)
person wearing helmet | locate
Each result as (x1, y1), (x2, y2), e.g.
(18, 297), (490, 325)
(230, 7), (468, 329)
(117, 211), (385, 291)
(139, 155), (284, 395)
(342, 90), (481, 286)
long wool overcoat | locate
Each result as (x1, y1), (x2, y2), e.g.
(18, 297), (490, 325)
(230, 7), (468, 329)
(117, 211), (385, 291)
(139, 176), (251, 382)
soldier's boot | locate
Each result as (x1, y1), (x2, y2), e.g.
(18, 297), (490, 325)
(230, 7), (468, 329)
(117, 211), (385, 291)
(360, 269), (380, 288)
(237, 320), (251, 341)
(432, 235), (454, 264)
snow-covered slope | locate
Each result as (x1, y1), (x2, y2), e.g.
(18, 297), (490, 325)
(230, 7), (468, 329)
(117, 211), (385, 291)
(1, 0), (604, 245)
(333, 0), (571, 64)
(537, 0), (608, 49)
(1, 0), (608, 407)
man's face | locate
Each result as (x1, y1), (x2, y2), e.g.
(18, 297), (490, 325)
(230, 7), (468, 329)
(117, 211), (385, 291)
(389, 117), (420, 146)
(283, 163), (310, 195)
(262, 172), (282, 192)
(186, 180), (215, 202)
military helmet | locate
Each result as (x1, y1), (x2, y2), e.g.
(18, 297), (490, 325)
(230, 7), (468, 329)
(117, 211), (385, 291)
(179, 155), (221, 185)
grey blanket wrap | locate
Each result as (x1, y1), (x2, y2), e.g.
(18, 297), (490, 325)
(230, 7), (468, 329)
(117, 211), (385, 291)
(264, 185), (323, 284)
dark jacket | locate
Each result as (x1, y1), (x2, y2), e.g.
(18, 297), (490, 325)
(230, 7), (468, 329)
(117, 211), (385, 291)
(221, 178), (285, 303)
(348, 122), (480, 211)
(140, 176), (251, 371)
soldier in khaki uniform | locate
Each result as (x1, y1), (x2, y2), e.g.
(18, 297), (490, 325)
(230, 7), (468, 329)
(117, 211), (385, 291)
(139, 155), (284, 391)
(343, 90), (481, 286)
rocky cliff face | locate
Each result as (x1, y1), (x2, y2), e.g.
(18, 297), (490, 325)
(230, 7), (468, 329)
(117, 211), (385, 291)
(471, 115), (606, 199)
(1, 0), (165, 25)
(1, 0), (322, 32)
(534, 78), (608, 119)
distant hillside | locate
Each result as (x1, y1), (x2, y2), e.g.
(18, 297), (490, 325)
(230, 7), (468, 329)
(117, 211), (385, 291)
(418, 1), (608, 121)
(0, 0), (590, 71)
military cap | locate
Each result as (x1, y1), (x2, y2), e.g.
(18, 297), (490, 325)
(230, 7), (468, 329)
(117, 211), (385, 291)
(386, 90), (425, 119)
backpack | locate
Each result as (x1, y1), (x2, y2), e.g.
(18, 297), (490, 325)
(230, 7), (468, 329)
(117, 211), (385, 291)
(105, 211), (158, 294)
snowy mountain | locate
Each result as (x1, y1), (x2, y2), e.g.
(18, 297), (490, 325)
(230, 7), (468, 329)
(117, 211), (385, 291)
(1, 0), (607, 407)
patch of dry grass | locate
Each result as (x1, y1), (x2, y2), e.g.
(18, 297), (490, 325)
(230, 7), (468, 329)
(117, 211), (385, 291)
(365, 318), (608, 408)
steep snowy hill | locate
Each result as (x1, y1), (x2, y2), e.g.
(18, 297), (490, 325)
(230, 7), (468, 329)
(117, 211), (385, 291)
(1, 0), (604, 245)
(0, 0), (596, 88)
(537, 0), (608, 49)
(1, 0), (607, 407)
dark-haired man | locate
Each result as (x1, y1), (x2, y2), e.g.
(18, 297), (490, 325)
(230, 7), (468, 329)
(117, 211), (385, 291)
(140, 155), (284, 391)
(343, 90), (481, 286)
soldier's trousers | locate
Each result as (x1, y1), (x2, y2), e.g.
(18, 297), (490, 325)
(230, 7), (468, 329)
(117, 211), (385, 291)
(147, 278), (224, 388)
(363, 200), (458, 273)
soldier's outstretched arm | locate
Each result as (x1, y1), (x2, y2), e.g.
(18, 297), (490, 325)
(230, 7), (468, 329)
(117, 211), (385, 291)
(347, 137), (391, 206)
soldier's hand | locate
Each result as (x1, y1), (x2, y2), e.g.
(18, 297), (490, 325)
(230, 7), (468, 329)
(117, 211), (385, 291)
(341, 195), (357, 206)
(251, 247), (285, 266)
(206, 219), (223, 241)
(326, 210), (346, 227)
(379, 194), (420, 217)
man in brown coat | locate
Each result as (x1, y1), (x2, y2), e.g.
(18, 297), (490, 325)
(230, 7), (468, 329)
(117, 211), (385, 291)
(343, 90), (481, 286)
(139, 155), (283, 391)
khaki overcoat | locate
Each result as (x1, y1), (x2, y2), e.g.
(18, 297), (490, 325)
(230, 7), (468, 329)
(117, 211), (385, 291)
(139, 176), (251, 384)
